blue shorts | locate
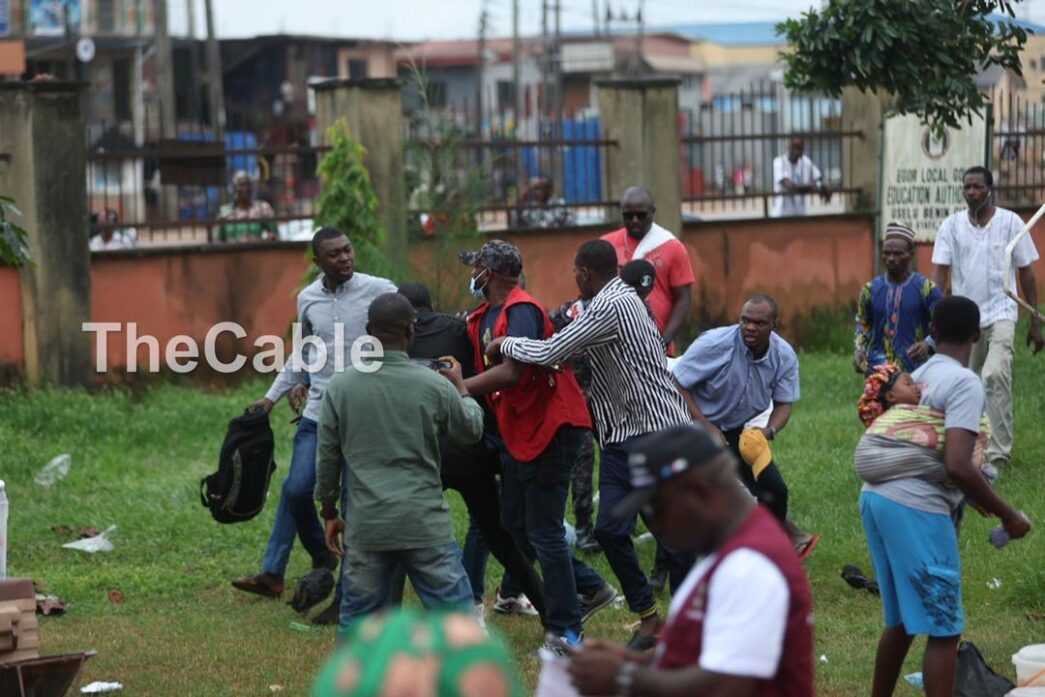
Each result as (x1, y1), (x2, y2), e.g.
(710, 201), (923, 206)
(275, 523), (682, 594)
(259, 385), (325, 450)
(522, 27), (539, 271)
(859, 492), (964, 637)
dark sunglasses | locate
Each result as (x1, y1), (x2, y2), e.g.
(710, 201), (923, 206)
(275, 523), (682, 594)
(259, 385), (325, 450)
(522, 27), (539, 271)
(621, 210), (650, 221)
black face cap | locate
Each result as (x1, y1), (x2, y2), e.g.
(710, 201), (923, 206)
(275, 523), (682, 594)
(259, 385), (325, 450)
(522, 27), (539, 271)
(612, 424), (728, 520)
(458, 239), (523, 277)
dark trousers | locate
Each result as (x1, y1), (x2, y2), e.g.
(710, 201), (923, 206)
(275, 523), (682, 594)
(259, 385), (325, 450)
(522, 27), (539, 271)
(594, 437), (696, 614)
(570, 429), (596, 530)
(499, 426), (606, 636)
(723, 428), (789, 522)
(442, 471), (547, 623)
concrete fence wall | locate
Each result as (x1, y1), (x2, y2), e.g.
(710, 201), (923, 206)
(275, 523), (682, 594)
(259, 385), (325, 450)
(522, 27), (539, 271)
(2, 213), (1043, 381)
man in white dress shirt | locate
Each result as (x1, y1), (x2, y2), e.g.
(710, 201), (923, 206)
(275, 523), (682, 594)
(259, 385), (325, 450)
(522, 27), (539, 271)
(932, 165), (1043, 469)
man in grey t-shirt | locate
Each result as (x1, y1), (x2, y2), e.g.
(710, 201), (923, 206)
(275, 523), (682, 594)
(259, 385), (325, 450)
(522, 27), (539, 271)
(860, 296), (1030, 697)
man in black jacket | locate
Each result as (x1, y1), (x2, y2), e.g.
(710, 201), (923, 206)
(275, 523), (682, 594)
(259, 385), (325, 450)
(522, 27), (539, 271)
(397, 283), (547, 625)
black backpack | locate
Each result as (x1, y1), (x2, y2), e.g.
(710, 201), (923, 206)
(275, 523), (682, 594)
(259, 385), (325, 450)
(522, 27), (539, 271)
(200, 408), (277, 523)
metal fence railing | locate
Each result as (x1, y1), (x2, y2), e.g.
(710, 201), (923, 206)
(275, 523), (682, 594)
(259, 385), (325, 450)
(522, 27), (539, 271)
(86, 118), (327, 246)
(403, 106), (618, 234)
(990, 88), (1045, 210)
(680, 81), (862, 220)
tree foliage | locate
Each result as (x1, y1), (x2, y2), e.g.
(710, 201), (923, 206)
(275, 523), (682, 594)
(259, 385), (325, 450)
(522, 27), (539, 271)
(777, 0), (1028, 133)
(401, 59), (487, 312)
(0, 195), (31, 267)
(306, 121), (402, 286)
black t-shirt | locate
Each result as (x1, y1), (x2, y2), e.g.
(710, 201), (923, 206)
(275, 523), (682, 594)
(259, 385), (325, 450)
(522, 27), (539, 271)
(408, 309), (499, 478)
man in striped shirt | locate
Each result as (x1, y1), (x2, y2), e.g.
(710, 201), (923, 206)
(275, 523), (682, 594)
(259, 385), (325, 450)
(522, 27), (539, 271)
(486, 239), (696, 650)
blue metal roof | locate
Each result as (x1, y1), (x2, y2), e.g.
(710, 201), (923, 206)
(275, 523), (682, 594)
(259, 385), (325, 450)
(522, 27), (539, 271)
(657, 21), (784, 46)
(657, 13), (1045, 47)
(989, 13), (1045, 34)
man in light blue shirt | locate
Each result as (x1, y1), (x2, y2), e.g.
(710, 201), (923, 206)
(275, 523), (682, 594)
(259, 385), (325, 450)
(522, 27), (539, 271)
(673, 295), (815, 556)
(230, 227), (396, 625)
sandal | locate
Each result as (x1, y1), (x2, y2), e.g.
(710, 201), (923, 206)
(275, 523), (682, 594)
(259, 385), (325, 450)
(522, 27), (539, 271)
(796, 534), (820, 562)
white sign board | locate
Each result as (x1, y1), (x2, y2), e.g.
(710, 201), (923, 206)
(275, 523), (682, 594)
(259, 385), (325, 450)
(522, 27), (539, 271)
(881, 112), (988, 242)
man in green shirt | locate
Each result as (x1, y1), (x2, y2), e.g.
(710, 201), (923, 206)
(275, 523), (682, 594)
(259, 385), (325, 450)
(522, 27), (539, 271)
(315, 292), (485, 638)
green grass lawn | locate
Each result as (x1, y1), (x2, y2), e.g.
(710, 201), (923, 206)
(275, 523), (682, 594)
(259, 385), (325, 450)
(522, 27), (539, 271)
(1, 346), (1043, 696)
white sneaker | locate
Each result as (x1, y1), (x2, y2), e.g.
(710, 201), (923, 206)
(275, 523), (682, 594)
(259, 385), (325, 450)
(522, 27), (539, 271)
(492, 590), (540, 616)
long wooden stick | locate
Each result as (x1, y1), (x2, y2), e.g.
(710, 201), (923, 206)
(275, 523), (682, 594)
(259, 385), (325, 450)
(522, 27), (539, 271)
(1004, 201), (1045, 322)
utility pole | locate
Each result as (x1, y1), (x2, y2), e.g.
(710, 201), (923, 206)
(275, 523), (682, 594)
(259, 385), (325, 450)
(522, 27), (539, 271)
(477, 3), (488, 133)
(203, 0), (225, 139)
(512, 0), (524, 199)
(541, 0), (549, 123)
(185, 0), (201, 125)
(592, 0), (600, 36)
(153, 0), (176, 138)
(554, 0), (562, 120)
(636, 0), (644, 65)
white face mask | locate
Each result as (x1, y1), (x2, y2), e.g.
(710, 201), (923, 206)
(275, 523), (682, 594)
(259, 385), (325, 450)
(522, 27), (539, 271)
(469, 269), (490, 299)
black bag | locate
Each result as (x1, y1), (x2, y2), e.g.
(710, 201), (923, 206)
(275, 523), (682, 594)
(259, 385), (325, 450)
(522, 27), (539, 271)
(956, 640), (1015, 697)
(200, 408), (277, 524)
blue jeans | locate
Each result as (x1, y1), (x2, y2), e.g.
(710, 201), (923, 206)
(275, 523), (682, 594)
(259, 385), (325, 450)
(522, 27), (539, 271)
(595, 437), (695, 614)
(261, 418), (346, 604)
(338, 541), (473, 641)
(261, 418), (329, 577)
(500, 426), (605, 636)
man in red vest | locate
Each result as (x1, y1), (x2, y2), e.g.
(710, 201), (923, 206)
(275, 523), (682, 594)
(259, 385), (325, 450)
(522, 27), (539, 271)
(459, 240), (617, 652)
(568, 424), (814, 697)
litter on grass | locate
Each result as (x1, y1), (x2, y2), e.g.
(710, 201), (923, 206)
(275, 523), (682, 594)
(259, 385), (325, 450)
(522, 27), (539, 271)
(35, 454), (71, 486)
(81, 682), (123, 693)
(62, 525), (116, 553)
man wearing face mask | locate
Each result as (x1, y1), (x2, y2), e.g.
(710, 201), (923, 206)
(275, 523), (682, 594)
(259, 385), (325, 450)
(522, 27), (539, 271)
(932, 165), (1043, 471)
(459, 240), (617, 654)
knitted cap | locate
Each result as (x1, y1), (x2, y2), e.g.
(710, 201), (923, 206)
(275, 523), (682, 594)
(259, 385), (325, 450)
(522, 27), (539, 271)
(857, 363), (904, 426)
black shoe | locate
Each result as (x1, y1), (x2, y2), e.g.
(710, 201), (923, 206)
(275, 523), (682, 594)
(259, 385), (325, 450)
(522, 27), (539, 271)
(841, 564), (880, 597)
(310, 597), (341, 626)
(578, 583), (618, 623)
(648, 565), (668, 594)
(575, 527), (601, 554)
(288, 568), (334, 614)
(625, 631), (658, 652)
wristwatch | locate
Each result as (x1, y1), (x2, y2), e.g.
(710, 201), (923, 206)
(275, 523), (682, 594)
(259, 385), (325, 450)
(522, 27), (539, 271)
(616, 661), (638, 697)
(766, 426), (777, 440)
(320, 503), (339, 521)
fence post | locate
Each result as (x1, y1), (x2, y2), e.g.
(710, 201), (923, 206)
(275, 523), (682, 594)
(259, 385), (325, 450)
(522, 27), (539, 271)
(595, 77), (683, 234)
(0, 82), (92, 388)
(313, 78), (407, 266)
(842, 87), (893, 214)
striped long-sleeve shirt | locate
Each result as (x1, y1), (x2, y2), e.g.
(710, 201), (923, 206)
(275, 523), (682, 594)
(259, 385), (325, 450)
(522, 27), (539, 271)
(501, 277), (691, 445)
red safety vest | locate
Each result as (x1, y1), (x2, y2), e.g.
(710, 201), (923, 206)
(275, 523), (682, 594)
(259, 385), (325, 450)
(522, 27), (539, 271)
(467, 286), (592, 462)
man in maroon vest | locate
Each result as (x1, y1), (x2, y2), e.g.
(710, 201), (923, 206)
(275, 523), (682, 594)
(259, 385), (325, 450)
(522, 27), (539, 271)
(459, 240), (617, 652)
(568, 424), (814, 697)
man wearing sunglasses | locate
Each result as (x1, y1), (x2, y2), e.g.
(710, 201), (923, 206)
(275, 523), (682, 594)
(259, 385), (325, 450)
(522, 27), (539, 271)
(602, 187), (695, 356)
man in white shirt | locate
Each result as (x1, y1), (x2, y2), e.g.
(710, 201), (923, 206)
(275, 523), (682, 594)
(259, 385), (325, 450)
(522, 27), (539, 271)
(932, 165), (1043, 469)
(567, 424), (813, 697)
(771, 138), (831, 218)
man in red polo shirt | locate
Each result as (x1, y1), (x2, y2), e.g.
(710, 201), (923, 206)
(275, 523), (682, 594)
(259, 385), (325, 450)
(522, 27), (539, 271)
(459, 240), (617, 653)
(602, 187), (695, 353)
(567, 424), (814, 697)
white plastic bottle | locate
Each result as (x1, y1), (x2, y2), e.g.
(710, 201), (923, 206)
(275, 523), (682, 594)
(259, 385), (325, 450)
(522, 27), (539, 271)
(0, 480), (7, 579)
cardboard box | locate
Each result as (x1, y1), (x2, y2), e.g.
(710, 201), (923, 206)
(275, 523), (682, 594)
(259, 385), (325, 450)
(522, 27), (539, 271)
(0, 579), (39, 664)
